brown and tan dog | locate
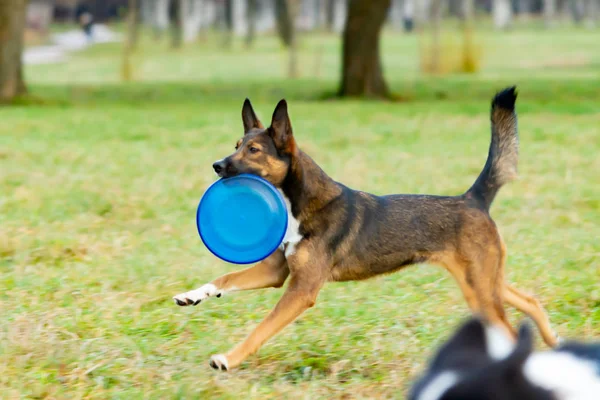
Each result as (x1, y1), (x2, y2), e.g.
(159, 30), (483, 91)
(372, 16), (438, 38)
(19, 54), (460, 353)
(173, 87), (557, 371)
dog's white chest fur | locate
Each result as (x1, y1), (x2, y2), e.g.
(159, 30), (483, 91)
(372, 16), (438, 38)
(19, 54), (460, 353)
(278, 190), (302, 258)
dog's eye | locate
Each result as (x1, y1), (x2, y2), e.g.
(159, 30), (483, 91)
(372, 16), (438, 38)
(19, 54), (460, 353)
(249, 147), (260, 154)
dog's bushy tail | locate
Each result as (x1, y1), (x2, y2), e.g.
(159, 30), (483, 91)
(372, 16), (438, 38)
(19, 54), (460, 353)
(467, 87), (519, 211)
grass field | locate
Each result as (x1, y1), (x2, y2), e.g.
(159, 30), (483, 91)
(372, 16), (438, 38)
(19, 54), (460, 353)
(1, 27), (599, 399)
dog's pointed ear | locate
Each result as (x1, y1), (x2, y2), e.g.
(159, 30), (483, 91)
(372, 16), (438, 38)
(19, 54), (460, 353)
(269, 99), (296, 154)
(242, 98), (263, 133)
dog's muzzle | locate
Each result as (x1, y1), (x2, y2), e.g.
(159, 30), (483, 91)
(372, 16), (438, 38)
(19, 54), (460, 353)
(213, 159), (238, 178)
(213, 160), (226, 176)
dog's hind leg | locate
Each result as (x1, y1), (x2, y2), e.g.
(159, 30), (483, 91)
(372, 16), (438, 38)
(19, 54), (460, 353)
(454, 238), (517, 341)
(503, 284), (557, 347)
(496, 238), (558, 347)
(473, 261), (517, 341)
(437, 253), (481, 312)
(173, 250), (289, 306)
(437, 248), (516, 342)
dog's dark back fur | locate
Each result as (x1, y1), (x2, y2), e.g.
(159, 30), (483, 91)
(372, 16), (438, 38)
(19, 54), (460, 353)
(275, 88), (520, 282)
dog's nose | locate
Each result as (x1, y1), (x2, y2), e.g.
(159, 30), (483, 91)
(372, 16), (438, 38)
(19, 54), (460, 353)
(213, 161), (224, 174)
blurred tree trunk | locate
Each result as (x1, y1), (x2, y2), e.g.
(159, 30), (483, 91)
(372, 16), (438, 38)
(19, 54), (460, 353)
(516, 0), (533, 17)
(585, 0), (599, 27)
(462, 0), (474, 19)
(543, 0), (557, 27)
(154, 0), (170, 39)
(325, 0), (335, 31)
(169, 0), (183, 47)
(314, 0), (323, 29)
(389, 0), (404, 30)
(415, 0), (432, 23)
(181, 0), (203, 42)
(0, 0), (28, 103)
(122, 0), (138, 81)
(17, 56), (26, 94)
(448, 0), (461, 16)
(140, 0), (152, 24)
(311, 0), (322, 29)
(403, 0), (415, 32)
(493, 0), (512, 29)
(197, 0), (212, 42)
(570, 0), (585, 23)
(558, 0), (570, 17)
(275, 0), (292, 46)
(287, 0), (299, 77)
(129, 0), (139, 50)
(429, 0), (442, 74)
(222, 0), (233, 47)
(461, 0), (477, 73)
(339, 0), (392, 98)
(246, 0), (258, 47)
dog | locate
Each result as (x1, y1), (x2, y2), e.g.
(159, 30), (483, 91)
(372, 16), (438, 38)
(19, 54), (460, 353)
(173, 87), (558, 371)
(409, 317), (600, 400)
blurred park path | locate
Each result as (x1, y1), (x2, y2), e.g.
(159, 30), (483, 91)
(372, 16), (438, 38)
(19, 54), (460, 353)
(24, 24), (120, 65)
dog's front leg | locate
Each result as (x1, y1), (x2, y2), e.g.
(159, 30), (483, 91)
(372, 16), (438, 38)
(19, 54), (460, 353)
(209, 246), (325, 370)
(173, 250), (288, 306)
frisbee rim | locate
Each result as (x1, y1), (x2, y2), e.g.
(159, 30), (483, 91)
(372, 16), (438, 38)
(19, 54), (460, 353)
(196, 174), (288, 265)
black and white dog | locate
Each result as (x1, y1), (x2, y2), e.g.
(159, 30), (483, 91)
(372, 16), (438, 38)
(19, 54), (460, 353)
(409, 318), (600, 400)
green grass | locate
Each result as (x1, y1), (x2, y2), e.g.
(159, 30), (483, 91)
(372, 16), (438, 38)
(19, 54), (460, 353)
(1, 27), (599, 399)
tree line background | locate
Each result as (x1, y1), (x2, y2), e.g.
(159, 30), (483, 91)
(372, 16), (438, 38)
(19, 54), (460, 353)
(1, 0), (599, 103)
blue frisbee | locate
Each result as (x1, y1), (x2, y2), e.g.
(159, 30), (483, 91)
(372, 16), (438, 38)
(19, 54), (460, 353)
(196, 174), (288, 264)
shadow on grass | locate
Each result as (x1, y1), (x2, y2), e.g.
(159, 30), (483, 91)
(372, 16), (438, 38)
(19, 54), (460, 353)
(10, 77), (600, 114)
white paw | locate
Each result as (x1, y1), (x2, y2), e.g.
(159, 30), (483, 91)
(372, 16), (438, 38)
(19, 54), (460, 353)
(209, 354), (229, 371)
(173, 283), (221, 306)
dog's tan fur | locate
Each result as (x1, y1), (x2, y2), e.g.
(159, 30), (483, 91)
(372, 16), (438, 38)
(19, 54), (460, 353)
(173, 88), (557, 371)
